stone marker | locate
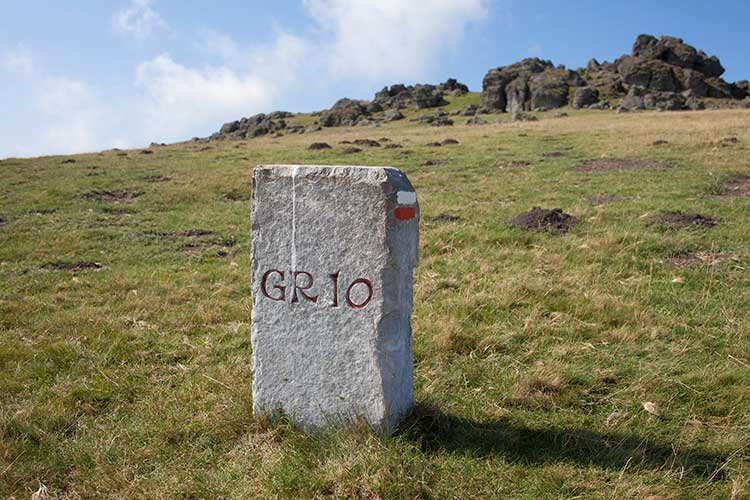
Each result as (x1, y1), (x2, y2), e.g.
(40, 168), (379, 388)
(251, 165), (419, 434)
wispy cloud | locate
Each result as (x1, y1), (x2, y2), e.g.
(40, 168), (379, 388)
(304, 0), (487, 81)
(134, 54), (280, 141)
(112, 0), (169, 39)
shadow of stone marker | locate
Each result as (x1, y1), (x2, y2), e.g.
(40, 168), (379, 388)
(251, 165), (419, 434)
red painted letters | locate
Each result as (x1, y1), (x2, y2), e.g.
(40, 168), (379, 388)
(259, 269), (373, 310)
(261, 269), (286, 301)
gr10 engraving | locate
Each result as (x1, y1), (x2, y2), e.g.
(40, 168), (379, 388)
(260, 269), (374, 310)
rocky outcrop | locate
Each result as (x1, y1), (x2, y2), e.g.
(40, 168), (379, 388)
(212, 111), (292, 139)
(437, 78), (469, 96)
(481, 58), (584, 112)
(372, 79), (468, 110)
(482, 34), (747, 112)
(320, 99), (370, 127)
(374, 84), (447, 110)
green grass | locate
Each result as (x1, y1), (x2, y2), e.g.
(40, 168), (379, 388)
(2, 105), (750, 499)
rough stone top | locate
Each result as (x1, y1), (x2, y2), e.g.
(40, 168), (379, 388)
(254, 164), (405, 184)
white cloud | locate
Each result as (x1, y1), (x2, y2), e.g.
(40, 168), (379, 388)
(112, 0), (168, 39)
(303, 0), (488, 81)
(134, 54), (279, 141)
(0, 48), (113, 157)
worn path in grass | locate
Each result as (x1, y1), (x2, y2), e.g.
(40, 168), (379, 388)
(2, 103), (750, 498)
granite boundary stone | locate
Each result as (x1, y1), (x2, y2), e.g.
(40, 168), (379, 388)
(251, 165), (419, 434)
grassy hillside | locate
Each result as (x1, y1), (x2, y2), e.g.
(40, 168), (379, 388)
(2, 101), (750, 499)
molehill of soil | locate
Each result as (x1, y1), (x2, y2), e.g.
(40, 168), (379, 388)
(351, 139), (380, 147)
(82, 189), (144, 203)
(509, 207), (579, 234)
(577, 159), (668, 173)
(42, 261), (102, 271)
(649, 211), (718, 229)
(718, 175), (750, 197)
(426, 214), (462, 222)
(308, 142), (332, 150)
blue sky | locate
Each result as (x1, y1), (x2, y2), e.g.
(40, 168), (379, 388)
(2, 0), (748, 158)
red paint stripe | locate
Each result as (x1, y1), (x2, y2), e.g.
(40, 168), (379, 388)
(395, 207), (416, 220)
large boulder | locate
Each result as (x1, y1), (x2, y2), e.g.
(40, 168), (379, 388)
(320, 98), (369, 127)
(618, 58), (680, 92)
(412, 85), (448, 109)
(437, 78), (469, 96)
(529, 71), (570, 110)
(616, 35), (729, 98)
(631, 34), (724, 77)
(481, 58), (576, 112)
(621, 86), (686, 111)
(572, 87), (599, 108)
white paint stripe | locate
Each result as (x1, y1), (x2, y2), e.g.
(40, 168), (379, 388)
(291, 166), (298, 273)
(397, 191), (417, 205)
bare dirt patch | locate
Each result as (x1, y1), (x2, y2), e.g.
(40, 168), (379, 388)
(308, 142), (332, 150)
(146, 229), (217, 239)
(223, 190), (250, 202)
(83, 189), (144, 204)
(181, 236), (237, 258)
(497, 160), (531, 169)
(145, 229), (236, 257)
(588, 194), (626, 206)
(27, 208), (57, 216)
(577, 159), (668, 173)
(509, 207), (578, 234)
(141, 174), (172, 183)
(717, 175), (750, 198)
(352, 139), (380, 147)
(426, 214), (462, 222)
(42, 261), (102, 271)
(666, 250), (736, 267)
(649, 211), (718, 230)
